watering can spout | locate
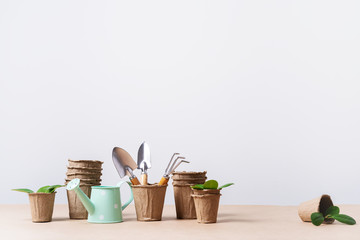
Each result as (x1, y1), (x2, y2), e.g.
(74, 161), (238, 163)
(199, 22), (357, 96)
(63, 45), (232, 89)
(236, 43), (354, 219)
(66, 179), (95, 215)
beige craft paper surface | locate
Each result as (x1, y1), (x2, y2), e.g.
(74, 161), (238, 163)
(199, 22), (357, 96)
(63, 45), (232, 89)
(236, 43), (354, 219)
(2, 204), (360, 240)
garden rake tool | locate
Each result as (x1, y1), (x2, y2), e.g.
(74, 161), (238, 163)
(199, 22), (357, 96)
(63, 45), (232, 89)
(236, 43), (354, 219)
(158, 153), (189, 185)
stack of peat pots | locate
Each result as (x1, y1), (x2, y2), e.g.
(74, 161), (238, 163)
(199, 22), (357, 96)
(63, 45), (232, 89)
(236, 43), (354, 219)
(65, 159), (103, 219)
(172, 171), (207, 219)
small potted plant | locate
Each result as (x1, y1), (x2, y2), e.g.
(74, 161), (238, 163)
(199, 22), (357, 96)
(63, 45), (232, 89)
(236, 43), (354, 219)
(191, 180), (233, 223)
(12, 185), (64, 223)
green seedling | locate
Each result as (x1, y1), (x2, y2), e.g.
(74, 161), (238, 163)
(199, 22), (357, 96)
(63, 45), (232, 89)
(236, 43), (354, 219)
(191, 180), (234, 190)
(311, 206), (356, 226)
(12, 185), (64, 194)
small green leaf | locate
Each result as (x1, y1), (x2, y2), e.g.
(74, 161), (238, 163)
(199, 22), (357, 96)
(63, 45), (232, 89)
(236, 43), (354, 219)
(191, 184), (204, 190)
(311, 212), (324, 226)
(12, 188), (34, 193)
(218, 183), (234, 189)
(47, 185), (64, 193)
(333, 214), (356, 225)
(37, 185), (64, 193)
(203, 180), (218, 189)
(325, 206), (340, 217)
(37, 185), (51, 193)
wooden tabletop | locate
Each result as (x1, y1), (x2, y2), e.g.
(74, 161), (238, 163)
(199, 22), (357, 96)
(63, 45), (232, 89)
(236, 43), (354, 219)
(1, 204), (360, 240)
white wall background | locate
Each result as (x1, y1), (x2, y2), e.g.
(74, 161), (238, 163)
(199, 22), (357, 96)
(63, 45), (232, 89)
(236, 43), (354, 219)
(1, 0), (360, 205)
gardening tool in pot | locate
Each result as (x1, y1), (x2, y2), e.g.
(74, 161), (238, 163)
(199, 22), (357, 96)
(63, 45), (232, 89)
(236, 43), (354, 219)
(159, 153), (189, 185)
(66, 178), (133, 223)
(112, 147), (140, 185)
(137, 141), (151, 185)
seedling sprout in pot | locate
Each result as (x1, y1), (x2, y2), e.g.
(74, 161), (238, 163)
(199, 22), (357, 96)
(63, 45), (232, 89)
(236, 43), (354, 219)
(12, 185), (64, 222)
(191, 180), (234, 195)
(191, 180), (234, 223)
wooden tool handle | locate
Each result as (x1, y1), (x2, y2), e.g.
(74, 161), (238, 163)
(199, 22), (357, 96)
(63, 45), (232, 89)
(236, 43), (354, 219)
(130, 177), (140, 185)
(140, 174), (148, 185)
(158, 177), (169, 186)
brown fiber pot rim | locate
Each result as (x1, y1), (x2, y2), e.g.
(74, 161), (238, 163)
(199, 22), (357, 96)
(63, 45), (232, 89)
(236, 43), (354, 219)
(67, 166), (103, 170)
(66, 184), (100, 187)
(191, 193), (222, 198)
(67, 172), (102, 176)
(172, 177), (207, 180)
(172, 171), (207, 175)
(68, 160), (103, 164)
(192, 189), (220, 195)
(172, 183), (194, 186)
(131, 184), (168, 189)
(28, 192), (57, 196)
(65, 178), (101, 181)
(172, 171), (207, 178)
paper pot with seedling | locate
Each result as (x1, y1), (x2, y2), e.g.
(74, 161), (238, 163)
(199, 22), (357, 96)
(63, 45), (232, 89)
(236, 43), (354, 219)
(191, 180), (234, 224)
(12, 185), (64, 223)
(311, 206), (356, 226)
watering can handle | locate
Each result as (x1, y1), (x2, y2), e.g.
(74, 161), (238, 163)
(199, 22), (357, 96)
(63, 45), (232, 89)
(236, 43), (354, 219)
(116, 181), (134, 211)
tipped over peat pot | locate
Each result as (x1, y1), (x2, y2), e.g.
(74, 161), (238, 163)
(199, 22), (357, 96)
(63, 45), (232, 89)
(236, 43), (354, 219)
(298, 194), (335, 223)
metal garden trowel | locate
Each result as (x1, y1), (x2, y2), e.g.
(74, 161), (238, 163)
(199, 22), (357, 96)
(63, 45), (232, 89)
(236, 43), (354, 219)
(137, 141), (151, 185)
(112, 147), (140, 185)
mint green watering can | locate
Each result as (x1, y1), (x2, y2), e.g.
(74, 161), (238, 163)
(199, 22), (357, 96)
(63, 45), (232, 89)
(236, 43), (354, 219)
(66, 178), (133, 223)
